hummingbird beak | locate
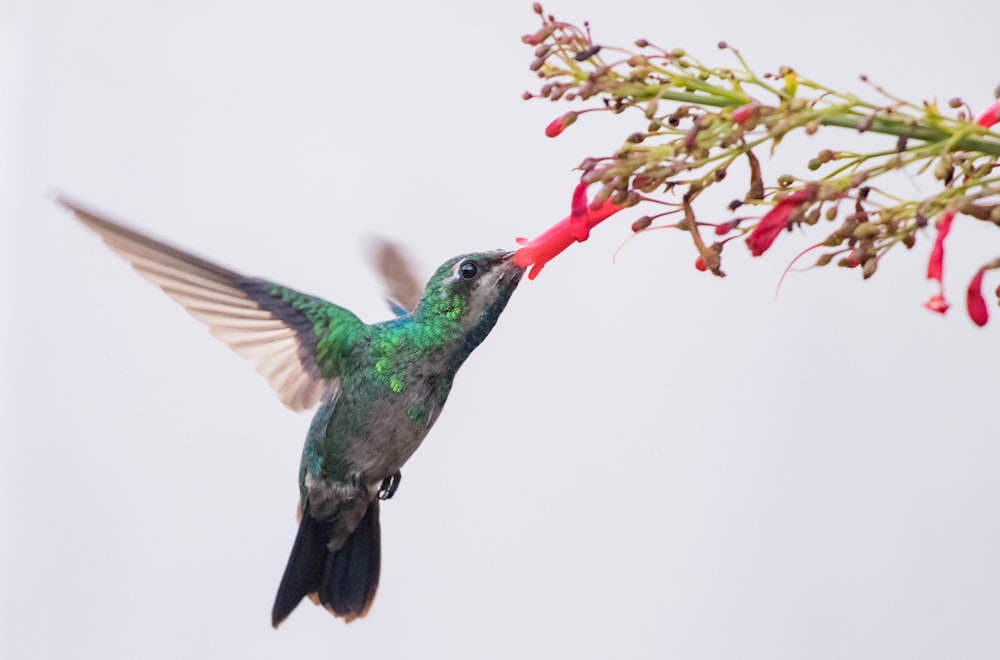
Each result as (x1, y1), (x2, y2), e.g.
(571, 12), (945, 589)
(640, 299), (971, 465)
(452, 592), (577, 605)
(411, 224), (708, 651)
(501, 250), (517, 261)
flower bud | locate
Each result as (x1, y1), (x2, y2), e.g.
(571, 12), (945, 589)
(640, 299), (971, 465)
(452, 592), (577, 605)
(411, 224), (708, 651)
(731, 104), (756, 125)
(852, 222), (878, 239)
(545, 111), (577, 137)
(631, 216), (652, 232)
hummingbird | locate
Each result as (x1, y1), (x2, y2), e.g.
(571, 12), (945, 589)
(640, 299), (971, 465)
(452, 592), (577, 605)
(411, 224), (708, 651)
(59, 198), (525, 626)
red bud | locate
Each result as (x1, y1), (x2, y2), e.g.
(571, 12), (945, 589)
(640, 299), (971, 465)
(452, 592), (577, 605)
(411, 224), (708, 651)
(731, 104), (757, 126)
(975, 99), (1000, 128)
(544, 111), (577, 138)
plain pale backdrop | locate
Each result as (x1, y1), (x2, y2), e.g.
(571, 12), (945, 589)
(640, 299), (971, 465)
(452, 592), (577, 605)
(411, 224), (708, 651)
(4, 1), (1000, 658)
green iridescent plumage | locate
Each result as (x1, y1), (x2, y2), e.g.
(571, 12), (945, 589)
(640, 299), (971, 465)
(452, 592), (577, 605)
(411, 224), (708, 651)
(61, 197), (524, 626)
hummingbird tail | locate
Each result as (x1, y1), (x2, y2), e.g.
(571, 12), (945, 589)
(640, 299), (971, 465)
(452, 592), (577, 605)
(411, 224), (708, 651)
(271, 500), (381, 627)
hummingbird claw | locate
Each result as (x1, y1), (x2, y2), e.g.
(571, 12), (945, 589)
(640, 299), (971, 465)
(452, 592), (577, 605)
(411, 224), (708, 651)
(378, 471), (402, 500)
(350, 472), (369, 499)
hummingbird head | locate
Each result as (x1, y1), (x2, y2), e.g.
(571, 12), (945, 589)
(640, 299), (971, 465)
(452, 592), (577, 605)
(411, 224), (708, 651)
(415, 250), (524, 356)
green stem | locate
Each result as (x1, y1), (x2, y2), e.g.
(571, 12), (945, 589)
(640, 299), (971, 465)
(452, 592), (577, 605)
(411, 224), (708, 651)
(618, 84), (1000, 156)
(818, 114), (1000, 156)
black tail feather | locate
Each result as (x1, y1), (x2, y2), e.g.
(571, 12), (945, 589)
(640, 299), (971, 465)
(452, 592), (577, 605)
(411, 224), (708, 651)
(319, 501), (381, 622)
(271, 501), (330, 627)
(271, 500), (381, 627)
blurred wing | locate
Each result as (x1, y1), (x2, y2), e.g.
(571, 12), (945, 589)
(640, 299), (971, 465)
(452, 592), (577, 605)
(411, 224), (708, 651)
(60, 197), (366, 412)
(371, 239), (423, 314)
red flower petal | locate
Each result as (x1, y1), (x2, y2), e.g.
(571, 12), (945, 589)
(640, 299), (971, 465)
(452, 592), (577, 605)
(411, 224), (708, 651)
(745, 190), (812, 257)
(924, 294), (950, 315)
(966, 267), (989, 326)
(571, 181), (588, 219)
(926, 209), (955, 283)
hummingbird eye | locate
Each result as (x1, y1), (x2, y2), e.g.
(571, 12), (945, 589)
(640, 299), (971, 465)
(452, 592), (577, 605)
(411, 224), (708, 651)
(458, 261), (480, 280)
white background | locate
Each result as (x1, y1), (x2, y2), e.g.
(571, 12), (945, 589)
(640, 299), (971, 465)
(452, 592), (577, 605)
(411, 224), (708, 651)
(4, 1), (1000, 658)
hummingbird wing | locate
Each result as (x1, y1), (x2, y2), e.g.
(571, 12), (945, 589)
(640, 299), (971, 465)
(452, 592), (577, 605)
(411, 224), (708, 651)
(370, 239), (422, 315)
(60, 197), (365, 412)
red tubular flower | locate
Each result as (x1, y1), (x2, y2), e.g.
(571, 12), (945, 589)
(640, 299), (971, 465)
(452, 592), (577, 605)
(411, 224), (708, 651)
(923, 208), (955, 315)
(926, 209), (954, 282)
(745, 190), (812, 257)
(514, 182), (624, 279)
(966, 267), (989, 326)
(975, 99), (1000, 128)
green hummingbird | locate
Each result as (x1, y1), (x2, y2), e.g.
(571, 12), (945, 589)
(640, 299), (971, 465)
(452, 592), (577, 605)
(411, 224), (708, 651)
(59, 198), (524, 626)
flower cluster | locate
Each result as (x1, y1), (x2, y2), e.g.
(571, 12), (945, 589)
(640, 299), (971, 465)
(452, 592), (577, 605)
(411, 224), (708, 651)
(515, 3), (1000, 326)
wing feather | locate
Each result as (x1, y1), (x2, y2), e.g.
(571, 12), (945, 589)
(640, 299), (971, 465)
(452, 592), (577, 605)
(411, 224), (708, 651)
(61, 197), (365, 411)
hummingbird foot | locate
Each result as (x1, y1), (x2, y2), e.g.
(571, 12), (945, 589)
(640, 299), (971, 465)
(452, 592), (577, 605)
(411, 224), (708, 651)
(378, 471), (402, 500)
(349, 472), (369, 499)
